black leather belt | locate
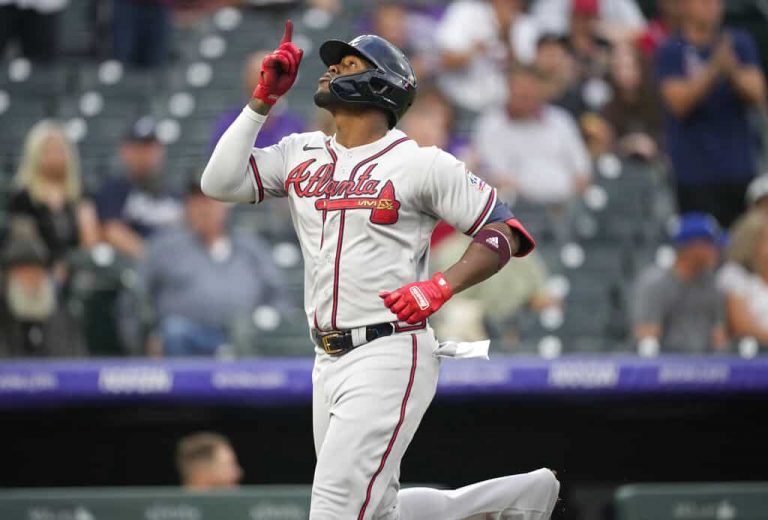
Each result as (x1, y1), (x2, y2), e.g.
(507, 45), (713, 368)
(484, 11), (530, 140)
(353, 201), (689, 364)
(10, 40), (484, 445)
(311, 322), (397, 356)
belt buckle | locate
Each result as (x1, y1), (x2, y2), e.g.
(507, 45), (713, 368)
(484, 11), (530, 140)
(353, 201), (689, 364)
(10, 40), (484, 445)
(320, 332), (345, 355)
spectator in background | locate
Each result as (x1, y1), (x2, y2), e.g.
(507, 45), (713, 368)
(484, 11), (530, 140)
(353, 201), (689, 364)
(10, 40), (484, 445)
(531, 0), (646, 42)
(435, 0), (539, 112)
(399, 85), (476, 167)
(112, 0), (171, 68)
(9, 120), (100, 278)
(632, 212), (727, 354)
(430, 227), (559, 346)
(602, 44), (663, 161)
(656, 0), (766, 228)
(473, 66), (591, 206)
(176, 432), (243, 490)
(210, 51), (306, 151)
(0, 222), (84, 357)
(366, 1), (437, 82)
(307, 0), (341, 16)
(636, 0), (682, 58)
(96, 116), (182, 259)
(746, 175), (768, 214)
(0, 0), (66, 62)
(535, 33), (588, 117)
(138, 181), (289, 357)
(718, 212), (768, 347)
(563, 0), (613, 86)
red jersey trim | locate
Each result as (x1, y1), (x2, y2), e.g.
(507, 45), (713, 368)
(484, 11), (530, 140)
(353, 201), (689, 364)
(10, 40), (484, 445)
(505, 218), (536, 257)
(248, 155), (264, 203)
(465, 188), (497, 236)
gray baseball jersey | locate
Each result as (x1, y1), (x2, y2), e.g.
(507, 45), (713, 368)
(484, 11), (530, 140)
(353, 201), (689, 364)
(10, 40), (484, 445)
(245, 128), (497, 332)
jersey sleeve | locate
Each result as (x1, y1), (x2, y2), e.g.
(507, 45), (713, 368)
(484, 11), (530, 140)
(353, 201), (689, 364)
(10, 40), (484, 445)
(435, 3), (476, 52)
(418, 149), (498, 237)
(247, 135), (294, 203)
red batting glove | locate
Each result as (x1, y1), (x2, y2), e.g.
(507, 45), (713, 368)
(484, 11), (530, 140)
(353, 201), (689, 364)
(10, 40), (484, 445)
(379, 273), (453, 324)
(252, 20), (304, 105)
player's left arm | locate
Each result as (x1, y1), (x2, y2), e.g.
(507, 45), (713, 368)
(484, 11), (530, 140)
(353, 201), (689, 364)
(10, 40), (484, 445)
(380, 150), (535, 324)
(380, 214), (534, 324)
(442, 221), (521, 294)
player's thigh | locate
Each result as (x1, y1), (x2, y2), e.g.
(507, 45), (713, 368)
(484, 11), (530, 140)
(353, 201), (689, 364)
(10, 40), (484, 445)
(310, 332), (439, 520)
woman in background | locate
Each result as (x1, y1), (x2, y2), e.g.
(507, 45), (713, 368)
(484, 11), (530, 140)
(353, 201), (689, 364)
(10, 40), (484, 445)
(9, 120), (100, 277)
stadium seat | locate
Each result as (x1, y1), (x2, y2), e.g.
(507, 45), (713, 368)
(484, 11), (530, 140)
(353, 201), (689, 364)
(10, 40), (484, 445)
(230, 307), (312, 357)
(66, 249), (136, 356)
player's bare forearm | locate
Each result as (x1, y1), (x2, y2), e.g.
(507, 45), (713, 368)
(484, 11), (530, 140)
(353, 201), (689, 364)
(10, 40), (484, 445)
(443, 222), (520, 295)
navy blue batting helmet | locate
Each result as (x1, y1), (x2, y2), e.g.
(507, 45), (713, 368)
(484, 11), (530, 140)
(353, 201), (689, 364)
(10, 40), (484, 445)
(319, 35), (417, 129)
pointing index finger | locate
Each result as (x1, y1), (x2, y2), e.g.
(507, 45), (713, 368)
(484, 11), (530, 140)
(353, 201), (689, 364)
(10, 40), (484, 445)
(280, 20), (293, 45)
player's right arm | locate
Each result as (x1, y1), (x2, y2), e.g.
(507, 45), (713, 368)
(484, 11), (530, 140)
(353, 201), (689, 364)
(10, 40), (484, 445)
(200, 21), (303, 203)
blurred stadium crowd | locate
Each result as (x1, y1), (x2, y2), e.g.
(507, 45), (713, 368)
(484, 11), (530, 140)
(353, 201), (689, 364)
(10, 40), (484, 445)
(1, 0), (768, 359)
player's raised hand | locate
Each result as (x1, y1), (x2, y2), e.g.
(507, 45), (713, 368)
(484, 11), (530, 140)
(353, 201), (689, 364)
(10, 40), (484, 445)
(252, 20), (304, 105)
(379, 273), (453, 324)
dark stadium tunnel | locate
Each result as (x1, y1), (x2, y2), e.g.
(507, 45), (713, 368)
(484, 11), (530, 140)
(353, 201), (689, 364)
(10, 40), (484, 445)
(2, 393), (767, 517)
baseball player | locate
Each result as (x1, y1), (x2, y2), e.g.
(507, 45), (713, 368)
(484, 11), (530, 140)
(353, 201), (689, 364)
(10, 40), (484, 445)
(201, 20), (560, 520)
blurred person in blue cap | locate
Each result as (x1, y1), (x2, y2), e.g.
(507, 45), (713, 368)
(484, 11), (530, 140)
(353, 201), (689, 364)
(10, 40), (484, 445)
(631, 212), (728, 354)
(95, 116), (182, 259)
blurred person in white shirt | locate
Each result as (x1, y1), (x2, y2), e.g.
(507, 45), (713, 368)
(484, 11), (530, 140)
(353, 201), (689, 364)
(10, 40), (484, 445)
(745, 175), (768, 215)
(531, 0), (646, 42)
(473, 65), (591, 206)
(717, 211), (768, 347)
(435, 0), (540, 112)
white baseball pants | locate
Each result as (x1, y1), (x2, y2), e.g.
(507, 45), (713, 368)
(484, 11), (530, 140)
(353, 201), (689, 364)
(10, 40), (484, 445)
(310, 328), (559, 519)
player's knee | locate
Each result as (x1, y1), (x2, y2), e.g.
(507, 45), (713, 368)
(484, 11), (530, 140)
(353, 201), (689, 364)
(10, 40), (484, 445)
(311, 474), (359, 517)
